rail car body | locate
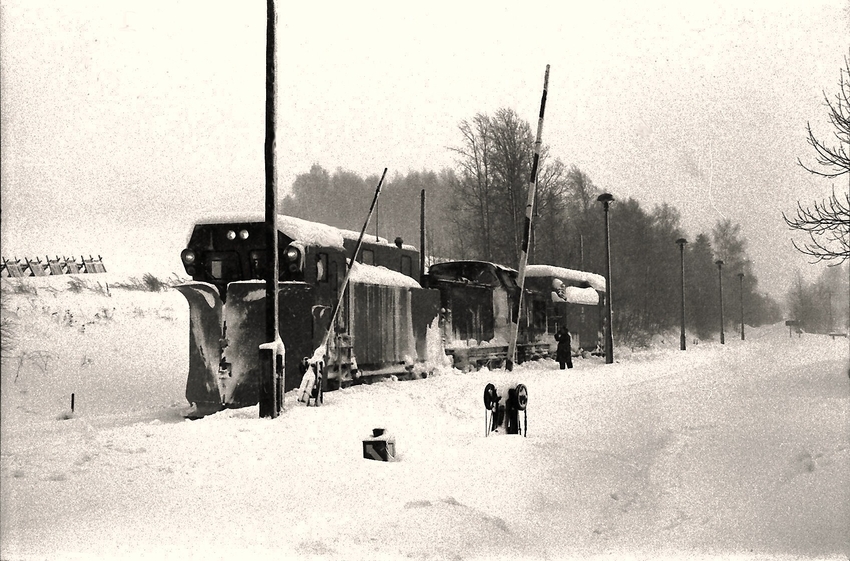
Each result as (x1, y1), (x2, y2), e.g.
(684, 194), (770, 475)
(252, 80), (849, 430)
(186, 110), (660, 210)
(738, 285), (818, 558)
(524, 264), (607, 354)
(422, 261), (606, 368)
(176, 215), (608, 415)
(176, 215), (441, 416)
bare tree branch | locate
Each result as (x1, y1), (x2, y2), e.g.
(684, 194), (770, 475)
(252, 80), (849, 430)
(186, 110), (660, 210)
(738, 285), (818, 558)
(789, 54), (850, 264)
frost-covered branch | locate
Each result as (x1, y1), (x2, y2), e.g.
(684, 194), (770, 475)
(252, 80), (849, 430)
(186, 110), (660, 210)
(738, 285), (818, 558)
(798, 55), (850, 179)
(789, 54), (850, 264)
(783, 188), (850, 263)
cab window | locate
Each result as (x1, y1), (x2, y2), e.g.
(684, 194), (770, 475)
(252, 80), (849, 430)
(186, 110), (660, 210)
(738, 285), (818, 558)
(206, 252), (241, 281)
(317, 253), (328, 282)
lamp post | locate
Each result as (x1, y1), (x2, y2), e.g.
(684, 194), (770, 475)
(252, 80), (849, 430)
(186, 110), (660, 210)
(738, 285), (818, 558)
(597, 193), (614, 364)
(827, 289), (833, 332)
(715, 259), (725, 345)
(676, 238), (687, 350)
(737, 272), (745, 341)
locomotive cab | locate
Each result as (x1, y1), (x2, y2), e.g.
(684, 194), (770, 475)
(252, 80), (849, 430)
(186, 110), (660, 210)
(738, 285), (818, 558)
(524, 264), (606, 354)
(423, 261), (519, 368)
(180, 221), (306, 301)
(176, 214), (440, 416)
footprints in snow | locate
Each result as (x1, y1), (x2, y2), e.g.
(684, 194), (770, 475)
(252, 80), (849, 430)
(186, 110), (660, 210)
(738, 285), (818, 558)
(403, 496), (511, 534)
(783, 443), (848, 482)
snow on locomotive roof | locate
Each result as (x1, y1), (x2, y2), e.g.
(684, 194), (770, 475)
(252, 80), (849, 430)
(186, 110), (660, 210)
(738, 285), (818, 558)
(348, 261), (421, 289)
(192, 213), (417, 251)
(553, 285), (600, 305)
(230, 262), (419, 293)
(525, 264), (606, 292)
(429, 259), (517, 273)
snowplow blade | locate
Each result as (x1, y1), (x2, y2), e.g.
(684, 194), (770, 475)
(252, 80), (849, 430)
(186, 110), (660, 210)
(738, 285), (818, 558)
(175, 282), (225, 414)
(221, 281), (317, 407)
(177, 280), (319, 414)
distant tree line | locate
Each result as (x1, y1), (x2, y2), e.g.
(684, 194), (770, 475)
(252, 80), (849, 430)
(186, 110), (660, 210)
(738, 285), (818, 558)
(787, 264), (850, 334)
(281, 163), (456, 260)
(781, 53), (850, 340)
(282, 107), (784, 346)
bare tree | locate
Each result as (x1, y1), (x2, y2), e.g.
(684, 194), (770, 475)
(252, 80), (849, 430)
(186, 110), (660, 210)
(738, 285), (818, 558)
(798, 55), (850, 179)
(787, 54), (850, 264)
(783, 188), (850, 263)
(448, 108), (561, 266)
(448, 115), (496, 260)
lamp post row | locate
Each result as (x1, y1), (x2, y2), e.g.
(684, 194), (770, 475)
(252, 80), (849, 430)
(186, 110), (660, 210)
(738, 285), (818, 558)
(593, 197), (748, 362)
(676, 246), (745, 347)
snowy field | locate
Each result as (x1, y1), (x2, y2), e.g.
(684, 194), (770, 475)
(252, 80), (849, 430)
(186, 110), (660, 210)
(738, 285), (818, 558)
(1, 275), (848, 561)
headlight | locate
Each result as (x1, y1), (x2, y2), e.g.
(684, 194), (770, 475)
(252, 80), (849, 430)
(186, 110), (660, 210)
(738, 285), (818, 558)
(226, 230), (236, 240)
(239, 229), (249, 240)
(284, 246), (300, 261)
(181, 249), (196, 264)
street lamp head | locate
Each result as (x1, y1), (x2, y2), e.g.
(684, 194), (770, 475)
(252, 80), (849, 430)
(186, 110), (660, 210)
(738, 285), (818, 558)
(676, 237), (688, 246)
(597, 193), (614, 205)
(715, 259), (724, 267)
(737, 272), (744, 279)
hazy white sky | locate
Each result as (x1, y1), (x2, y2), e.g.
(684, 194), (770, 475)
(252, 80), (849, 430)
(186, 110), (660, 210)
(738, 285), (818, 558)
(1, 0), (848, 299)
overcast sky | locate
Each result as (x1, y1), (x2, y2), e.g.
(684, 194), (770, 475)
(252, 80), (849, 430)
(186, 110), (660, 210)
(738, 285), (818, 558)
(1, 1), (848, 300)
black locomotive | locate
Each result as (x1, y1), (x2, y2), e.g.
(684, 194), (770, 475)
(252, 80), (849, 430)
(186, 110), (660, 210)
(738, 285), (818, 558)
(177, 214), (606, 415)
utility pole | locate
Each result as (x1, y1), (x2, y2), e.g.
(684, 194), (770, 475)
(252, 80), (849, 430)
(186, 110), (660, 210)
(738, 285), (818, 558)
(598, 193), (615, 364)
(259, 0), (281, 418)
(420, 189), (426, 284)
(579, 234), (584, 270)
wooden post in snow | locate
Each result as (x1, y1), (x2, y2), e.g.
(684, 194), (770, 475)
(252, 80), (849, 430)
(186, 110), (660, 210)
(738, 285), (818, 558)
(259, 0), (281, 418)
(506, 65), (550, 371)
(420, 189), (426, 284)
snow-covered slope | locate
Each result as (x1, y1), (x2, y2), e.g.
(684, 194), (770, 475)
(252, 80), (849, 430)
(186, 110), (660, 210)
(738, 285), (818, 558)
(1, 276), (848, 560)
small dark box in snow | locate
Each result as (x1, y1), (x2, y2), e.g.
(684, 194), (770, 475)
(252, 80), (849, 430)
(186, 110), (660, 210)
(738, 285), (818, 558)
(363, 428), (395, 461)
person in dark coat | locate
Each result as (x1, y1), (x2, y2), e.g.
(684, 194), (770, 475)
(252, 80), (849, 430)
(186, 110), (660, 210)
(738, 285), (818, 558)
(555, 326), (573, 370)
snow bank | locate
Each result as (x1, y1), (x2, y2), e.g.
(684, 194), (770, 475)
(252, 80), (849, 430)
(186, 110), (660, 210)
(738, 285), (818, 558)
(449, 336), (510, 349)
(2, 279), (848, 561)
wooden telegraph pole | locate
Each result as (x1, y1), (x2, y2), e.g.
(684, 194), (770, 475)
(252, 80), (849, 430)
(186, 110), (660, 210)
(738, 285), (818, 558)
(259, 0), (281, 418)
(598, 193), (615, 364)
(420, 189), (426, 285)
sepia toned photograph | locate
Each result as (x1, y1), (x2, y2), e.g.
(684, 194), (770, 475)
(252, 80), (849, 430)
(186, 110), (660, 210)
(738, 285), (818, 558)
(1, 1), (848, 560)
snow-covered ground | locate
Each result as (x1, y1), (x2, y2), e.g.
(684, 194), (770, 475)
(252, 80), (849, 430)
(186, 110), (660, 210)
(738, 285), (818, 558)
(1, 275), (848, 561)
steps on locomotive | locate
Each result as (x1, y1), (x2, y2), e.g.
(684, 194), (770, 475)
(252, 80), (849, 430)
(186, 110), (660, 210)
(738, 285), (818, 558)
(325, 361), (429, 389)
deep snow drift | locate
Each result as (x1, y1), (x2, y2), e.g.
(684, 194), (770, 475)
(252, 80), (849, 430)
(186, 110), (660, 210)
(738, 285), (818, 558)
(1, 275), (848, 561)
